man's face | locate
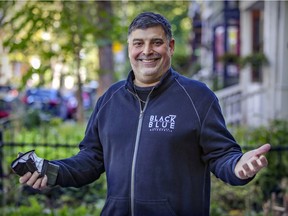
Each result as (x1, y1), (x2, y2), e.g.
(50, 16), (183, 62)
(128, 26), (175, 87)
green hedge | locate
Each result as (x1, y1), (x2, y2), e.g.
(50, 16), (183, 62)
(210, 120), (288, 215)
(1, 119), (288, 215)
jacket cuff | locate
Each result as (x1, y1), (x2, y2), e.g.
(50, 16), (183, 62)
(43, 161), (59, 186)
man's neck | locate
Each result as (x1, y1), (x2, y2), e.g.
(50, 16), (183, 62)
(133, 79), (159, 87)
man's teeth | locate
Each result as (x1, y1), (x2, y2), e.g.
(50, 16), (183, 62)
(142, 59), (155, 62)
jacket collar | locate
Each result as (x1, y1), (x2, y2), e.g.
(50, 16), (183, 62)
(125, 68), (178, 96)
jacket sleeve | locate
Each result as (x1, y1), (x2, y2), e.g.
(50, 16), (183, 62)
(199, 97), (252, 186)
(51, 101), (105, 188)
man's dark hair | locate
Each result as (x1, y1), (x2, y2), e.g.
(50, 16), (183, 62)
(128, 12), (172, 41)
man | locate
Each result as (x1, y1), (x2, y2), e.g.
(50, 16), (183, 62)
(18, 12), (270, 215)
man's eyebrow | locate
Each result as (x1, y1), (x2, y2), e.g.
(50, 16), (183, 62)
(132, 38), (143, 42)
(132, 37), (164, 42)
(151, 38), (164, 41)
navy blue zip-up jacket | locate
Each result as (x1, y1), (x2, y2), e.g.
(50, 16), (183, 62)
(53, 68), (251, 216)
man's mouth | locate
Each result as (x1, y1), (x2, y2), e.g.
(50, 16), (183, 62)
(138, 58), (160, 62)
(141, 59), (156, 62)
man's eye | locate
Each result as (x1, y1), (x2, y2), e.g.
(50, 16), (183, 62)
(153, 41), (163, 46)
(133, 42), (143, 47)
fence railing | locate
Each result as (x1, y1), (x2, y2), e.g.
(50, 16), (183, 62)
(0, 117), (81, 198)
(1, 117), (288, 215)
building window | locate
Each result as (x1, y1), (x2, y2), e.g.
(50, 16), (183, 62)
(251, 10), (264, 82)
(227, 0), (239, 9)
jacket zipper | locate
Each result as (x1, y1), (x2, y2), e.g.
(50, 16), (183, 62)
(130, 109), (144, 216)
(130, 88), (154, 216)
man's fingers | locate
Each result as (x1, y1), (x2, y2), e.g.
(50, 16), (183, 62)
(235, 144), (270, 180)
(19, 172), (47, 190)
(238, 170), (246, 179)
(26, 171), (40, 186)
(32, 178), (43, 189)
(242, 163), (254, 178)
(259, 155), (268, 167)
(19, 172), (32, 184)
(32, 175), (47, 190)
(40, 175), (48, 189)
(251, 159), (261, 172)
(240, 155), (269, 178)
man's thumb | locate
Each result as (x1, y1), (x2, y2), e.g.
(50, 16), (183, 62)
(255, 143), (271, 156)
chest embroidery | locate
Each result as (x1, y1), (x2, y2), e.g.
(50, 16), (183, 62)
(148, 115), (176, 132)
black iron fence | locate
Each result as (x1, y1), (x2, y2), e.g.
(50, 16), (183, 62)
(0, 117), (81, 196)
(1, 117), (288, 215)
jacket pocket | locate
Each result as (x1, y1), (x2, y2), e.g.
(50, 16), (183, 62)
(100, 196), (130, 216)
(135, 199), (177, 216)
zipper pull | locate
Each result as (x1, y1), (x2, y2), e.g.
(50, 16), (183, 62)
(139, 110), (144, 118)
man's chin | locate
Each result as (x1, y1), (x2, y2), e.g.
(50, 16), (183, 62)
(141, 70), (158, 77)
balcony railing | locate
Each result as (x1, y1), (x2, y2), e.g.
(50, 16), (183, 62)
(216, 83), (267, 127)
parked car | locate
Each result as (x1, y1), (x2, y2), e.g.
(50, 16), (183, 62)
(63, 91), (78, 119)
(63, 88), (96, 120)
(22, 88), (68, 120)
(0, 85), (19, 100)
(0, 85), (22, 120)
(0, 98), (12, 119)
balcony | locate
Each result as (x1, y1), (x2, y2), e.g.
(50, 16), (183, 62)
(216, 83), (267, 127)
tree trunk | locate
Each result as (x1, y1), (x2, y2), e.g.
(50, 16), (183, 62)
(75, 1), (85, 123)
(75, 50), (85, 123)
(96, 1), (115, 96)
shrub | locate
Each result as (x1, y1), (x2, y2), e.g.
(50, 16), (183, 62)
(210, 120), (288, 214)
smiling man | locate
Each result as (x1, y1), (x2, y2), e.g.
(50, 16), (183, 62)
(17, 12), (270, 216)
(128, 24), (175, 87)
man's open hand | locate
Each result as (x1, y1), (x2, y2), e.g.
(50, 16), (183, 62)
(235, 143), (271, 179)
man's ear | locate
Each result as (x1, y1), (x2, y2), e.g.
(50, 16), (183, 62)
(169, 38), (175, 54)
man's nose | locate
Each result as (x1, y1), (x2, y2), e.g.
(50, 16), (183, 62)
(142, 44), (153, 55)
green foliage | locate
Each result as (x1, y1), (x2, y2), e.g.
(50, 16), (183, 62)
(217, 52), (269, 72)
(2, 197), (43, 216)
(211, 175), (264, 215)
(172, 52), (191, 75)
(23, 109), (42, 129)
(189, 62), (202, 76)
(245, 120), (288, 200)
(211, 120), (288, 214)
(218, 53), (241, 64)
(3, 119), (287, 215)
(240, 52), (269, 69)
(3, 0), (193, 90)
(2, 121), (86, 170)
(1, 196), (103, 216)
(2, 1), (122, 89)
(1, 121), (106, 215)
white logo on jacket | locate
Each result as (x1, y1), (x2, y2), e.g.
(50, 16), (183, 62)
(148, 115), (176, 132)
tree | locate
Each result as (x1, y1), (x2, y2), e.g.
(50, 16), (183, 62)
(58, 1), (96, 122)
(0, 1), (16, 84)
(2, 0), (123, 122)
(96, 1), (115, 96)
(2, 0), (192, 121)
